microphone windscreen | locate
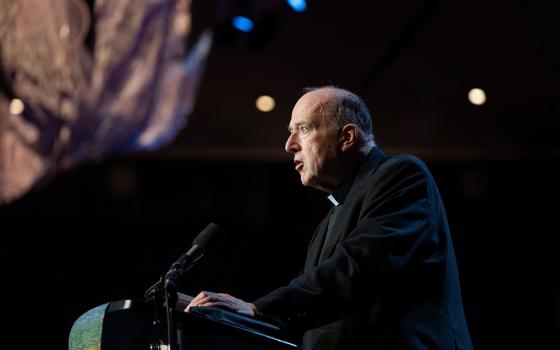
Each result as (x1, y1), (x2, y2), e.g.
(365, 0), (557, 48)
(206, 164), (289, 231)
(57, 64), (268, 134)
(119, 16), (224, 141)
(193, 222), (223, 251)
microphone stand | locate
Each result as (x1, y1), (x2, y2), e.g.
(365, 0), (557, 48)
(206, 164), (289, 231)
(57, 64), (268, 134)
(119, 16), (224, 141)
(164, 283), (178, 350)
(143, 222), (222, 349)
(144, 277), (178, 350)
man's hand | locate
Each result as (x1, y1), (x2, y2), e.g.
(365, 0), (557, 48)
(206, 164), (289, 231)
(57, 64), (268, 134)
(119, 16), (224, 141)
(185, 291), (256, 317)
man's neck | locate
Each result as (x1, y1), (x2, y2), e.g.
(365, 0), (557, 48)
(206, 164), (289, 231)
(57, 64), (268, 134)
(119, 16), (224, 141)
(327, 145), (373, 191)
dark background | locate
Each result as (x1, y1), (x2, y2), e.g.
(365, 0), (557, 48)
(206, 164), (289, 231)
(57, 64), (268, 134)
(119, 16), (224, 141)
(1, 0), (560, 349)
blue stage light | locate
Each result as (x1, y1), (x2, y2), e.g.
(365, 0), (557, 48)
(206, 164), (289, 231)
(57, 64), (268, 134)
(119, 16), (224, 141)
(232, 16), (254, 32)
(287, 0), (307, 12)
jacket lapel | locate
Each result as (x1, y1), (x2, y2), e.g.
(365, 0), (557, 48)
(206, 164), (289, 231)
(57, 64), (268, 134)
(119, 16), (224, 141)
(304, 206), (334, 269)
(314, 147), (387, 261)
(317, 209), (345, 262)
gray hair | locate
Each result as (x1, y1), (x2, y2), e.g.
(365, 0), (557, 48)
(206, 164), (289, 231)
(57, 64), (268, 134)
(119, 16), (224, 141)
(303, 86), (374, 142)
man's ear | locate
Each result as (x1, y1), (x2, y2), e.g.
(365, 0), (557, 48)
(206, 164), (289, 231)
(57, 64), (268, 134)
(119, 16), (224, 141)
(339, 123), (359, 151)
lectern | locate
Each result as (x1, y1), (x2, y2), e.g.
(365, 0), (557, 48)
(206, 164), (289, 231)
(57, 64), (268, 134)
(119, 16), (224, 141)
(69, 298), (298, 350)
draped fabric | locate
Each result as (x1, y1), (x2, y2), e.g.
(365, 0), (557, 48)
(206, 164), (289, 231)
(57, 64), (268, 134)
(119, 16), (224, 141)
(0, 0), (212, 204)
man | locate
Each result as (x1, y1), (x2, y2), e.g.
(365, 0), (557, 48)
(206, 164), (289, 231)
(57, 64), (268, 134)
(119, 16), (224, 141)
(187, 86), (473, 350)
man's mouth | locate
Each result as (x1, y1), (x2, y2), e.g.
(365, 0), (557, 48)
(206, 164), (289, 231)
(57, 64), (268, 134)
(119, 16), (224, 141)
(294, 160), (303, 171)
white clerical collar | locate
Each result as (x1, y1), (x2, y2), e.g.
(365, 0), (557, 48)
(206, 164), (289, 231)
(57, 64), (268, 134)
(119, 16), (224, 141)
(327, 194), (340, 206)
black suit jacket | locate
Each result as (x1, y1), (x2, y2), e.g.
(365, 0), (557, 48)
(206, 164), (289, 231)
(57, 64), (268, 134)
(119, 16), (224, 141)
(254, 148), (473, 350)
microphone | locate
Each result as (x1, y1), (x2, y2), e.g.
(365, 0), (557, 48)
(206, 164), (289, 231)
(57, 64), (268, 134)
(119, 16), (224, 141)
(164, 223), (223, 291)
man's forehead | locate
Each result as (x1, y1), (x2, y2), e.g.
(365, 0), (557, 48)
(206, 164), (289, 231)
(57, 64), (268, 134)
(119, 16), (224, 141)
(290, 91), (332, 125)
(296, 90), (331, 111)
(289, 108), (319, 129)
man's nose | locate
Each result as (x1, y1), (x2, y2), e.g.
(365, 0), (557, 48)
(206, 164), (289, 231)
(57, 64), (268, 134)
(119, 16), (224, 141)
(285, 133), (299, 153)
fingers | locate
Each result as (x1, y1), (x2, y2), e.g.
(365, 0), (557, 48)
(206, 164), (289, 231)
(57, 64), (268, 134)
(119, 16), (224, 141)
(186, 291), (227, 311)
(193, 301), (232, 310)
(184, 291), (254, 316)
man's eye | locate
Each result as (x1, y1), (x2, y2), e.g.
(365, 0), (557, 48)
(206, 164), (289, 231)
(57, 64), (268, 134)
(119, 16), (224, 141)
(299, 126), (310, 133)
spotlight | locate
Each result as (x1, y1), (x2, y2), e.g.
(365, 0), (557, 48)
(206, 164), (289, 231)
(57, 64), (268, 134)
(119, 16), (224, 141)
(255, 95), (276, 112)
(9, 98), (24, 115)
(232, 16), (254, 32)
(287, 0), (307, 12)
(468, 88), (487, 106)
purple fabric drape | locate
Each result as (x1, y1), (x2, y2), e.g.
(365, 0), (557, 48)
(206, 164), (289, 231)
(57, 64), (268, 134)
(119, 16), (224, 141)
(0, 0), (211, 203)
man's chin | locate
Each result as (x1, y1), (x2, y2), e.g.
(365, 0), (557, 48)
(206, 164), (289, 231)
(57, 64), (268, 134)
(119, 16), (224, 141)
(300, 176), (320, 190)
(300, 174), (311, 187)
(300, 176), (332, 192)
